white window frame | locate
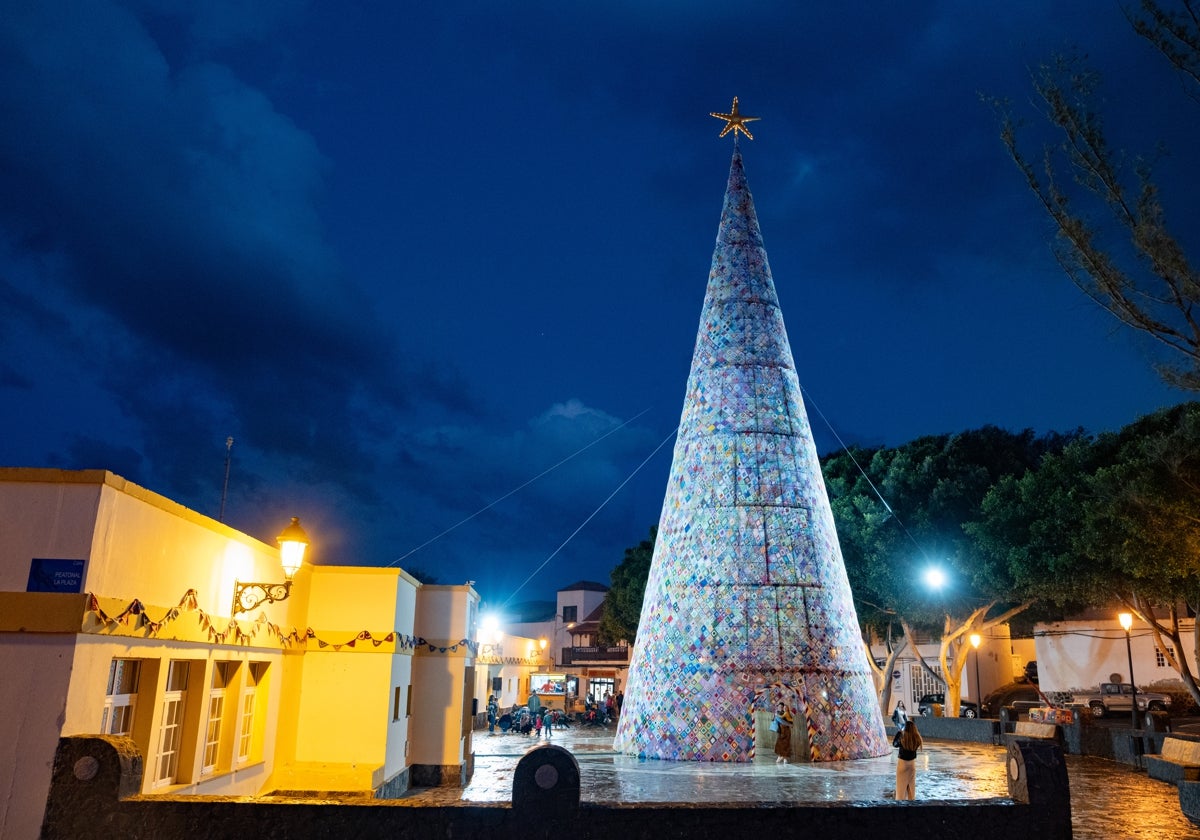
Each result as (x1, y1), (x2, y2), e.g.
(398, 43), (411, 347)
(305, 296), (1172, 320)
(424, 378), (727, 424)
(153, 661), (189, 788)
(236, 688), (256, 764)
(201, 692), (225, 775)
(201, 662), (238, 775)
(236, 662), (267, 764)
(101, 659), (140, 736)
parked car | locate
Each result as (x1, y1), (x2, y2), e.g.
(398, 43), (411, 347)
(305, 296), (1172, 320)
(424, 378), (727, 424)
(1023, 660), (1038, 684)
(1074, 682), (1172, 718)
(917, 693), (979, 718)
(980, 681), (1043, 717)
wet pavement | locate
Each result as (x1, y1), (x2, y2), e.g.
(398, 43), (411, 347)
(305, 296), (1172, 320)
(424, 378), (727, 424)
(402, 723), (1200, 838)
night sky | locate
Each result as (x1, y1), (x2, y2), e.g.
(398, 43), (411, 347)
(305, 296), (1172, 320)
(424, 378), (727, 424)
(1, 2), (1193, 608)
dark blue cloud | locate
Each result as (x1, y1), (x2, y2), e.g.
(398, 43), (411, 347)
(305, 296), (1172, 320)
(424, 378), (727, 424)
(0, 1), (1193, 601)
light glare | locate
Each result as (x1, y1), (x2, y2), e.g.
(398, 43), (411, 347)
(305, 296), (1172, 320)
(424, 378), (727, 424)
(923, 566), (947, 590)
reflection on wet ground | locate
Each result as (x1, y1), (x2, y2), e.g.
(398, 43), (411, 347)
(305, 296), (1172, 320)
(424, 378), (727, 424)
(404, 726), (1200, 838)
(1065, 753), (1199, 840)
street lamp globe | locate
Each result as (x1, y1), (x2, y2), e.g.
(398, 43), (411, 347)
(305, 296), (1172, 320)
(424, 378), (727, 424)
(276, 517), (309, 579)
(923, 566), (947, 590)
(1118, 612), (1133, 632)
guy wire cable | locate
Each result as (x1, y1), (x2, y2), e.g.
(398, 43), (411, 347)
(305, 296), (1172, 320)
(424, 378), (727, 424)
(388, 407), (651, 567)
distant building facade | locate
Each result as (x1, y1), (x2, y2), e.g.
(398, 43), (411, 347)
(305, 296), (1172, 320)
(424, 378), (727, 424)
(505, 580), (629, 709)
(1034, 611), (1197, 695)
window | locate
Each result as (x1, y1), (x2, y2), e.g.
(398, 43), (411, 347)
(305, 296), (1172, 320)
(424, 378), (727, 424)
(909, 663), (943, 705)
(393, 686), (403, 721)
(201, 662), (237, 775)
(153, 661), (189, 787)
(101, 659), (141, 736)
(562, 605), (578, 623)
(237, 662), (267, 764)
(1156, 647), (1174, 668)
(587, 677), (616, 704)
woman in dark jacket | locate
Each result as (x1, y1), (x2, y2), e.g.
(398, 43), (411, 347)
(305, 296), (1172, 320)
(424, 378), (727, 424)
(893, 719), (923, 800)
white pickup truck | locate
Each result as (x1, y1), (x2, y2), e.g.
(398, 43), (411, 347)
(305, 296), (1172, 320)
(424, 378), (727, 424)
(1075, 682), (1172, 717)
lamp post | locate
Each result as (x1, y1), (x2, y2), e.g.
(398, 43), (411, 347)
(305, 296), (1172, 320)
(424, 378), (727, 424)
(1119, 611), (1138, 731)
(969, 632), (982, 716)
(231, 517), (310, 614)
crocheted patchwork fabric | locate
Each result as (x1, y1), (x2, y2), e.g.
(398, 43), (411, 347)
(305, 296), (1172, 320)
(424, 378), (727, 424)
(613, 148), (888, 762)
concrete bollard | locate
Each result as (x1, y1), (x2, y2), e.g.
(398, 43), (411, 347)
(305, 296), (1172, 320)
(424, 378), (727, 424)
(1006, 738), (1071, 835)
(1144, 710), (1171, 755)
(512, 744), (581, 833)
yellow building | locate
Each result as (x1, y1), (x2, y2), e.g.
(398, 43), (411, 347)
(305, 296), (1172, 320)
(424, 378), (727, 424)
(0, 468), (483, 839)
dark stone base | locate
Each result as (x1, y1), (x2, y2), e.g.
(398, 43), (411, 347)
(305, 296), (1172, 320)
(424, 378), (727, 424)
(907, 716), (999, 744)
(1147, 756), (1200, 785)
(1180, 780), (1200, 827)
(374, 767), (410, 799)
(411, 762), (466, 787)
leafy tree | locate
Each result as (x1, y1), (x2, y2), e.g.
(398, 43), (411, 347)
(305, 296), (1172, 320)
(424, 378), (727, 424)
(597, 527), (655, 646)
(995, 1), (1200, 389)
(968, 435), (1104, 614)
(1079, 403), (1200, 705)
(824, 427), (1069, 716)
(971, 402), (1200, 707)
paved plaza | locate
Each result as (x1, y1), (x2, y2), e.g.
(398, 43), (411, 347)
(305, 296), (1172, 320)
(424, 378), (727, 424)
(403, 724), (1200, 839)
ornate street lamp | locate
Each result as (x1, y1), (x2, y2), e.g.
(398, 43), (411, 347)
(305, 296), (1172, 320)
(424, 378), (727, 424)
(231, 517), (310, 615)
(969, 632), (982, 714)
(1118, 611), (1138, 731)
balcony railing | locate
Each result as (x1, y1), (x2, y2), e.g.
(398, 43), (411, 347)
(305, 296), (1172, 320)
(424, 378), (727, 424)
(561, 646), (629, 665)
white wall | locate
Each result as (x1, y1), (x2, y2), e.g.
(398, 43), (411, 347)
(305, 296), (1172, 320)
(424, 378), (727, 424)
(410, 586), (478, 768)
(0, 635), (75, 840)
(0, 473), (101, 592)
(288, 567), (418, 776)
(1035, 618), (1198, 693)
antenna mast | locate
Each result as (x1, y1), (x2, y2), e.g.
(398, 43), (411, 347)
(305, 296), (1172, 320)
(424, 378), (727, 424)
(219, 436), (234, 522)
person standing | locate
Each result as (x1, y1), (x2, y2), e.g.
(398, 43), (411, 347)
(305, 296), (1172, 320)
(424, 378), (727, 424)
(891, 700), (908, 729)
(771, 702), (794, 764)
(543, 708), (553, 738)
(893, 719), (923, 800)
(487, 695), (499, 735)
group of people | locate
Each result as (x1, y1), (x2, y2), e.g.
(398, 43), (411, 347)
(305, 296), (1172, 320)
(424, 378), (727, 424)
(582, 692), (620, 726)
(768, 698), (923, 801)
(485, 693), (568, 738)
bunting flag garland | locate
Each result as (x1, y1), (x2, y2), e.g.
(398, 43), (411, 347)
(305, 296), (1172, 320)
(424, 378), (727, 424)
(80, 589), (483, 657)
(417, 638), (479, 655)
(82, 589), (408, 652)
(307, 629), (402, 651)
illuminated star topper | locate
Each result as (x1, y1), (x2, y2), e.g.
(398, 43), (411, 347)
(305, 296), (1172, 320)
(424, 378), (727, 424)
(709, 96), (760, 140)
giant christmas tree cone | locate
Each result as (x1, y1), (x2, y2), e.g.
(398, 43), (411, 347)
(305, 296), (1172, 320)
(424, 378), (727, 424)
(613, 147), (888, 762)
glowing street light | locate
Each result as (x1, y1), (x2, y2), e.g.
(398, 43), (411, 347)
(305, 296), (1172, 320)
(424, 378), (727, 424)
(923, 566), (947, 591)
(232, 516), (310, 614)
(480, 613), (501, 644)
(1119, 611), (1138, 731)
